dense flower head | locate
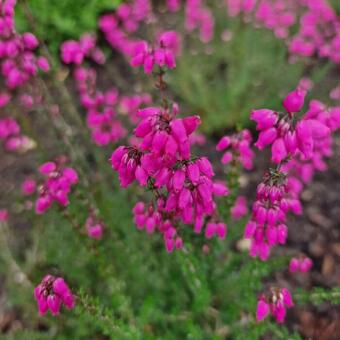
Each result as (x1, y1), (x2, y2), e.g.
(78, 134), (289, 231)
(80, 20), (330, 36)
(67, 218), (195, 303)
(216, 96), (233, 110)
(111, 104), (202, 187)
(34, 157), (78, 214)
(248, 90), (340, 261)
(289, 256), (313, 273)
(34, 275), (75, 316)
(216, 129), (254, 170)
(111, 102), (229, 251)
(256, 287), (294, 323)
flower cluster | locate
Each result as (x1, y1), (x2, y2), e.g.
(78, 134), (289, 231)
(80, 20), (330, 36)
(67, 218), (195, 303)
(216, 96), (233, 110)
(185, 0), (214, 43)
(111, 104), (228, 251)
(246, 86), (340, 260)
(34, 275), (75, 316)
(130, 31), (181, 73)
(59, 30), (156, 148)
(289, 256), (313, 273)
(133, 201), (183, 253)
(120, 93), (152, 124)
(0, 1), (49, 89)
(31, 158), (78, 214)
(252, 87), (331, 164)
(99, 0), (151, 58)
(216, 129), (254, 170)
(230, 195), (248, 220)
(256, 287), (294, 323)
(61, 33), (105, 65)
(0, 116), (33, 152)
(281, 99), (340, 185)
(225, 0), (340, 63)
(99, 0), (215, 67)
(85, 215), (104, 239)
(74, 67), (127, 146)
(0, 0), (49, 153)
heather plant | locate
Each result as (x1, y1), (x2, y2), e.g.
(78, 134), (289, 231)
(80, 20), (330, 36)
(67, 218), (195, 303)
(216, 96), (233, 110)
(1, 0), (340, 339)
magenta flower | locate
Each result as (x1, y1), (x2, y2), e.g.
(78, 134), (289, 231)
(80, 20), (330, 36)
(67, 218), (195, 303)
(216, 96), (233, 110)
(61, 34), (105, 65)
(0, 209), (8, 222)
(34, 158), (78, 214)
(85, 216), (104, 239)
(289, 256), (313, 273)
(256, 288), (294, 323)
(34, 275), (75, 316)
(283, 87), (307, 114)
(225, 0), (340, 63)
(185, 0), (214, 43)
(22, 179), (37, 195)
(244, 168), (305, 260)
(231, 196), (248, 220)
(130, 31), (181, 73)
(217, 129), (254, 170)
(252, 85), (331, 164)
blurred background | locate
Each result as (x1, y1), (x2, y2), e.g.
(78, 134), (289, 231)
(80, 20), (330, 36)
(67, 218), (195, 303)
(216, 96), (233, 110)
(1, 0), (340, 339)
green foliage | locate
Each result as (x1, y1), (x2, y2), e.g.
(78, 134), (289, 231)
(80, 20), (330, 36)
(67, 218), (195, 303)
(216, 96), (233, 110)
(294, 287), (340, 306)
(15, 0), (120, 55)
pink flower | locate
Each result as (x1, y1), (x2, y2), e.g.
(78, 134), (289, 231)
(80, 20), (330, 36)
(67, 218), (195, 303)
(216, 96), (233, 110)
(231, 196), (248, 219)
(34, 159), (78, 214)
(251, 109), (278, 130)
(130, 31), (181, 73)
(255, 128), (277, 150)
(289, 256), (313, 273)
(283, 87), (306, 114)
(256, 299), (270, 321)
(246, 168), (301, 260)
(271, 138), (287, 164)
(85, 216), (104, 239)
(256, 288), (293, 323)
(22, 179), (37, 195)
(185, 0), (214, 43)
(217, 129), (254, 170)
(166, 0), (181, 12)
(289, 257), (300, 273)
(0, 209), (9, 221)
(34, 275), (75, 316)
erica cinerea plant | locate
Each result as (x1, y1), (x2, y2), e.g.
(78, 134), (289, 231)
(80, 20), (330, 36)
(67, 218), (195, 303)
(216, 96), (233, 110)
(111, 31), (228, 252)
(1, 0), (340, 338)
(34, 275), (75, 316)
